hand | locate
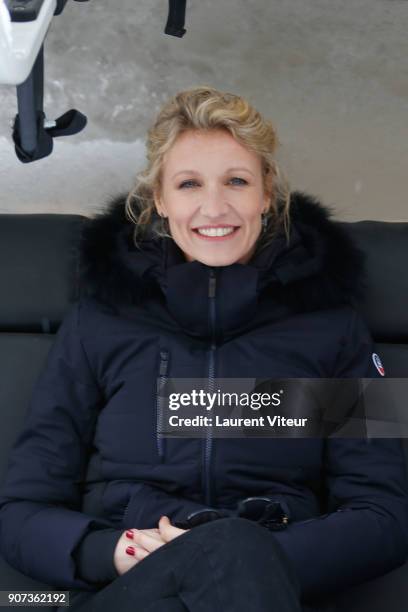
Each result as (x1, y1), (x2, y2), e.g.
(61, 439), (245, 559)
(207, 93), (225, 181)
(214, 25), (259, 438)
(113, 527), (163, 576)
(131, 516), (189, 555)
(113, 518), (189, 575)
(158, 515), (189, 543)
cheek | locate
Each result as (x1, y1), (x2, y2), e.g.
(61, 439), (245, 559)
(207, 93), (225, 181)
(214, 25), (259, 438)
(162, 195), (188, 223)
(168, 214), (193, 236)
(242, 199), (264, 222)
(245, 211), (263, 230)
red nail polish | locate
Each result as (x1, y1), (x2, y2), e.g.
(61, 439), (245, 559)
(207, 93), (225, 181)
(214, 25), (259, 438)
(125, 546), (135, 556)
(125, 530), (134, 540)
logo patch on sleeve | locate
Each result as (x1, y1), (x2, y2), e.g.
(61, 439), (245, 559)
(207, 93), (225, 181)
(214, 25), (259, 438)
(372, 353), (385, 376)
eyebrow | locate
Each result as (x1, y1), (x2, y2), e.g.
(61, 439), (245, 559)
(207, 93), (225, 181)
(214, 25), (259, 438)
(172, 167), (255, 179)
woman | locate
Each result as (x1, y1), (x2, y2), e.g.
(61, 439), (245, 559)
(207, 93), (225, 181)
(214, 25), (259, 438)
(0, 86), (407, 612)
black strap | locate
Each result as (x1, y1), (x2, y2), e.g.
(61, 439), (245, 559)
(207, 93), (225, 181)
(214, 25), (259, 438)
(13, 109), (87, 163)
(165, 0), (187, 37)
(47, 109), (87, 138)
(13, 110), (52, 163)
(54, 0), (69, 16)
(12, 44), (87, 163)
(55, 0), (90, 16)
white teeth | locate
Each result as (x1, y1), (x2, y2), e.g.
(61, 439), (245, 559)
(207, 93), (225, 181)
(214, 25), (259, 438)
(196, 227), (235, 237)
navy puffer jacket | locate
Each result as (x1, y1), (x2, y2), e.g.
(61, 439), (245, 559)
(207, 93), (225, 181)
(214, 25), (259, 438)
(1, 191), (407, 601)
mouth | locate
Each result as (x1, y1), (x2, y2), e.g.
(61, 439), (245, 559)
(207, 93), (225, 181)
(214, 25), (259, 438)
(192, 225), (240, 240)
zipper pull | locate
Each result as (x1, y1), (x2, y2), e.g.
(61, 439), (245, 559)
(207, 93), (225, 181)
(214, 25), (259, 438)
(208, 269), (217, 298)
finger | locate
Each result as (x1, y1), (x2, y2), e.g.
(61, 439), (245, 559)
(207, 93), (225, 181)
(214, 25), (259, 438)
(158, 515), (187, 542)
(133, 530), (164, 553)
(125, 528), (163, 545)
(142, 528), (165, 542)
(126, 528), (160, 536)
(159, 515), (185, 534)
(134, 546), (150, 561)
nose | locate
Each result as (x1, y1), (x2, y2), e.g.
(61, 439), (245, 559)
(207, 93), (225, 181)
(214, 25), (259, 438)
(199, 188), (230, 219)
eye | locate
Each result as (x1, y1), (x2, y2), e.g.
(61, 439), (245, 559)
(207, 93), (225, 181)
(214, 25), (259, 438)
(179, 179), (198, 189)
(179, 176), (248, 189)
(229, 177), (248, 185)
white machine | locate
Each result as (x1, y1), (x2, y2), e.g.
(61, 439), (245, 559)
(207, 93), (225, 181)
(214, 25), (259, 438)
(1, 0), (58, 86)
(0, 0), (187, 162)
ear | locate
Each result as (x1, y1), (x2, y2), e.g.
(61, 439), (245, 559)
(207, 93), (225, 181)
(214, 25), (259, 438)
(262, 169), (274, 213)
(262, 190), (272, 214)
(153, 190), (166, 217)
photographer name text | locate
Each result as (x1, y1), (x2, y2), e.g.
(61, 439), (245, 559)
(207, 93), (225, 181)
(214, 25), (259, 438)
(168, 415), (308, 428)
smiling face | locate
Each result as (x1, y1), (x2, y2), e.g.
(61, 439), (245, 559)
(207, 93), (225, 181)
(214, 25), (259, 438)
(154, 129), (272, 266)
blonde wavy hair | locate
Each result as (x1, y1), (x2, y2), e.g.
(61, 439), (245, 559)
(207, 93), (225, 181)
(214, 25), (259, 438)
(125, 85), (291, 252)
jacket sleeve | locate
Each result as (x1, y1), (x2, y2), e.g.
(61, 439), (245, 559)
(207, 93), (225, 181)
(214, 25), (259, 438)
(71, 484), (221, 586)
(72, 528), (122, 585)
(271, 308), (408, 602)
(0, 301), (116, 590)
(72, 482), (225, 585)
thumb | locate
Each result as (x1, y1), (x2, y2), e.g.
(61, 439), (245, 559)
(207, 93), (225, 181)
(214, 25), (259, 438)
(158, 515), (186, 541)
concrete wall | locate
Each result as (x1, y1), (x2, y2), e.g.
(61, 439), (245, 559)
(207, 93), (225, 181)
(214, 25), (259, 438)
(0, 0), (407, 220)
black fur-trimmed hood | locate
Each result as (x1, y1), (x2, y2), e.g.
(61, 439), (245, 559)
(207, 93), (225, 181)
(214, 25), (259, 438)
(78, 190), (367, 315)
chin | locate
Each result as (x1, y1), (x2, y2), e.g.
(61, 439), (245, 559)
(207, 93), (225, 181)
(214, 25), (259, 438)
(196, 253), (241, 267)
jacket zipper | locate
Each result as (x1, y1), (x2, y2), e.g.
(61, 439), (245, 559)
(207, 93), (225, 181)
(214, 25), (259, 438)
(156, 349), (170, 460)
(203, 269), (217, 506)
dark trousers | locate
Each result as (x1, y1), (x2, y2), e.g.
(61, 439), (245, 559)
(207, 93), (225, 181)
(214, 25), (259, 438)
(64, 518), (330, 612)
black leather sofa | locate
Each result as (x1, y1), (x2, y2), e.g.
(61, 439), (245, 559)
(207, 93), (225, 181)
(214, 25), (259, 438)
(0, 209), (407, 611)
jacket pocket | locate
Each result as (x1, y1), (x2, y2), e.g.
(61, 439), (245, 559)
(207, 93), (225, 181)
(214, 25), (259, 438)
(156, 349), (170, 460)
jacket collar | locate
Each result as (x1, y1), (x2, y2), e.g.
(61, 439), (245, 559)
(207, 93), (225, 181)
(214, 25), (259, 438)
(79, 191), (366, 337)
